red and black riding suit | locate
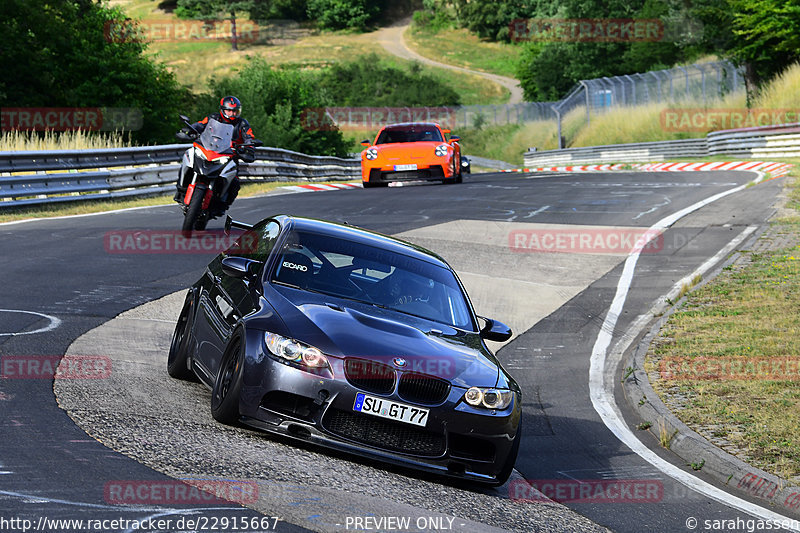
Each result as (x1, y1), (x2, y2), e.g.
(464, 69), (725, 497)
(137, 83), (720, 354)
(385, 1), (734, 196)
(175, 113), (256, 208)
(187, 112), (256, 208)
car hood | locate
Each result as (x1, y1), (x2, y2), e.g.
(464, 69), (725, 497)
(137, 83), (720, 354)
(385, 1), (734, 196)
(266, 285), (499, 388)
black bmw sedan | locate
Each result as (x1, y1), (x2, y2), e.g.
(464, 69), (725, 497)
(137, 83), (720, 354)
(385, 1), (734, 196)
(168, 215), (521, 485)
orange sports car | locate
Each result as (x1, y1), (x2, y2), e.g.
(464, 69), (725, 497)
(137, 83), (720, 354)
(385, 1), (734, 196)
(360, 122), (463, 187)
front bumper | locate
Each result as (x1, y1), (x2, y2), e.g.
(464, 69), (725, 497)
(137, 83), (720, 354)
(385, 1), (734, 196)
(239, 353), (520, 484)
(361, 163), (453, 184)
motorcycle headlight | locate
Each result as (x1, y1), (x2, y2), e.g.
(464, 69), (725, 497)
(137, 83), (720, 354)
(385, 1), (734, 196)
(215, 156), (231, 164)
(464, 387), (514, 410)
(365, 147), (378, 160)
(264, 332), (329, 369)
(194, 146), (207, 161)
(434, 144), (449, 157)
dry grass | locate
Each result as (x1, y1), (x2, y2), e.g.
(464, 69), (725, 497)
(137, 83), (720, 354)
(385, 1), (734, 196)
(753, 63), (800, 109)
(458, 121), (559, 165)
(405, 25), (521, 79)
(1, 130), (132, 151)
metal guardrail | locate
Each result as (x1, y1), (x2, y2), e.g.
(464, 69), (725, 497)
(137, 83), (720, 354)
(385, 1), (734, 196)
(0, 145), (360, 207)
(524, 138), (708, 166)
(707, 122), (800, 158)
(524, 122), (800, 167)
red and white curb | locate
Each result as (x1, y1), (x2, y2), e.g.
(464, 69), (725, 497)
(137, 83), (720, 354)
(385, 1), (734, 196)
(279, 182), (361, 192)
(501, 164), (626, 173)
(500, 161), (793, 179)
(633, 160), (793, 178)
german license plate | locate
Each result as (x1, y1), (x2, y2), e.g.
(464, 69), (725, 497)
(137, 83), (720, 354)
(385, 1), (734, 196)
(353, 393), (429, 427)
(394, 164), (417, 171)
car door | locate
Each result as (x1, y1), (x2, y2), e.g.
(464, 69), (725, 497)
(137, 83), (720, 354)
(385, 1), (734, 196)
(193, 220), (281, 379)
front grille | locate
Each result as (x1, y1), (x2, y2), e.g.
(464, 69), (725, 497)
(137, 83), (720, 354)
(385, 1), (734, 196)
(323, 408), (445, 456)
(398, 372), (450, 405)
(344, 358), (396, 394)
(372, 166), (445, 182)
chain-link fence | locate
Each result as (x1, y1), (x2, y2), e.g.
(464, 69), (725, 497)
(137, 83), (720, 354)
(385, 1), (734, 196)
(312, 61), (744, 138)
(551, 60), (744, 146)
(453, 60), (744, 144)
(452, 102), (557, 130)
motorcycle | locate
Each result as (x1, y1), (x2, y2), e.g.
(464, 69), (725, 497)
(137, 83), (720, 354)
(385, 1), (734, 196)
(174, 114), (262, 234)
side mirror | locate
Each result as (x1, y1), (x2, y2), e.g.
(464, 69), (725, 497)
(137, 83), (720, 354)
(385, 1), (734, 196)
(224, 215), (254, 235)
(478, 316), (512, 342)
(360, 139), (371, 147)
(221, 256), (261, 279)
(449, 135), (460, 142)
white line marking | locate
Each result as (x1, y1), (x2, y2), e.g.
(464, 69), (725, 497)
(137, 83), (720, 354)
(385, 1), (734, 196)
(589, 171), (800, 529)
(524, 206), (550, 219)
(0, 309), (61, 336)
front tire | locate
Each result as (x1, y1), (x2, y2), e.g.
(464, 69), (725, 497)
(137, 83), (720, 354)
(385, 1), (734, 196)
(362, 180), (387, 188)
(211, 334), (244, 425)
(182, 187), (205, 235)
(167, 294), (195, 380)
(194, 215), (208, 231)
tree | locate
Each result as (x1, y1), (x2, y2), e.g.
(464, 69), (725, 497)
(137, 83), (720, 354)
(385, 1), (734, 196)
(728, 0), (800, 94)
(317, 54), (461, 107)
(175, 0), (257, 50)
(0, 0), (192, 143)
(207, 59), (350, 156)
(305, 0), (381, 31)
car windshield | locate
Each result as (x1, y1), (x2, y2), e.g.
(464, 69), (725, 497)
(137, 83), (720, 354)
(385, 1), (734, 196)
(270, 230), (474, 330)
(375, 127), (443, 144)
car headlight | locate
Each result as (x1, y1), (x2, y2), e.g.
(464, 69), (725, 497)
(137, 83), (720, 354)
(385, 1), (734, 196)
(264, 332), (329, 369)
(365, 148), (378, 160)
(194, 146), (207, 161)
(464, 387), (514, 409)
(434, 144), (449, 157)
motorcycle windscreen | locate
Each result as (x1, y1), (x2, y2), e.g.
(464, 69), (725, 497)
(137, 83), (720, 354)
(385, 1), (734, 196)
(199, 118), (235, 153)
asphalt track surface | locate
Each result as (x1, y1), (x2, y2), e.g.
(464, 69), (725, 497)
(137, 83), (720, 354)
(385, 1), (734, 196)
(0, 170), (794, 532)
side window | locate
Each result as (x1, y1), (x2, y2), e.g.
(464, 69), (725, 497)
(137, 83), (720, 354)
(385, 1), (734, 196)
(227, 220), (280, 261)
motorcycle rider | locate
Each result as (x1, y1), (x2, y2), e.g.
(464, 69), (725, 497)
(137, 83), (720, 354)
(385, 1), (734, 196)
(174, 96), (256, 212)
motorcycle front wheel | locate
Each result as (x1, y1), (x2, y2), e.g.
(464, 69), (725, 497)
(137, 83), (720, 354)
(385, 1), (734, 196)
(182, 187), (205, 235)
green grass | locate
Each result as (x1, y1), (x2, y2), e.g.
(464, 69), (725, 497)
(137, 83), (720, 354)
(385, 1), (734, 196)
(645, 179), (800, 480)
(405, 24), (521, 79)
